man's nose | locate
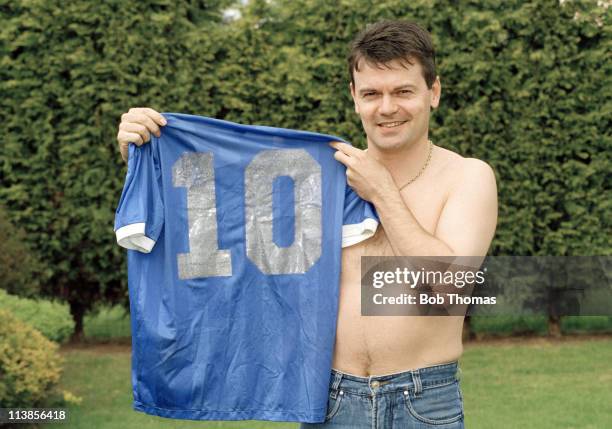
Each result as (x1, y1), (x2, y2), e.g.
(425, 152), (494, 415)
(378, 94), (398, 116)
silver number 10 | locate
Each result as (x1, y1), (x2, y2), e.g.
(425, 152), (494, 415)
(173, 149), (322, 280)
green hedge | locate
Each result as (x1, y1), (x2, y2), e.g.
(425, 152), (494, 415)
(0, 205), (43, 297)
(0, 0), (609, 323)
(0, 289), (74, 343)
(0, 0), (231, 333)
(471, 315), (612, 336)
(84, 305), (131, 340)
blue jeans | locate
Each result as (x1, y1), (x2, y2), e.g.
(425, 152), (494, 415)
(301, 362), (464, 428)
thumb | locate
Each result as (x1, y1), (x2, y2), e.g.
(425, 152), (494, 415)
(120, 143), (128, 163)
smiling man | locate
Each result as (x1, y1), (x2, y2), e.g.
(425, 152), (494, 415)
(307, 21), (497, 428)
(116, 20), (497, 429)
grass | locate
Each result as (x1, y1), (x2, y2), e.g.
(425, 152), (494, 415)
(461, 338), (612, 428)
(72, 308), (612, 428)
(49, 344), (294, 429)
(49, 337), (612, 429)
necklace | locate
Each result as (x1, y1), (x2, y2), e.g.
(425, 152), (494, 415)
(398, 140), (434, 191)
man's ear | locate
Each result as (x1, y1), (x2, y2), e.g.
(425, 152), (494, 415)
(350, 82), (360, 114)
(430, 76), (441, 109)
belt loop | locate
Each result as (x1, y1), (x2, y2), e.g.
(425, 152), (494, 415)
(330, 371), (343, 399)
(411, 369), (422, 397)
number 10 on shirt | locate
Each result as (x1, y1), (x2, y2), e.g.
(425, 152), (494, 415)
(172, 149), (323, 279)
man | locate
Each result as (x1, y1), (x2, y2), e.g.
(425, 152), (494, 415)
(117, 21), (497, 428)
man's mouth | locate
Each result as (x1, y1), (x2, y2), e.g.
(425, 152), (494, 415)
(378, 120), (408, 128)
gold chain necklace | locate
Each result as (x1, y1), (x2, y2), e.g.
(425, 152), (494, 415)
(398, 140), (433, 191)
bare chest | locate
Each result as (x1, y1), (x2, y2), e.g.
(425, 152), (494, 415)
(397, 180), (448, 235)
(354, 179), (450, 259)
(332, 150), (466, 374)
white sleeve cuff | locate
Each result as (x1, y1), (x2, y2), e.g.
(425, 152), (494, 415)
(342, 218), (378, 248)
(115, 223), (156, 253)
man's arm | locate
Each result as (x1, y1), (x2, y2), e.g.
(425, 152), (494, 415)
(374, 158), (497, 258)
(330, 142), (498, 258)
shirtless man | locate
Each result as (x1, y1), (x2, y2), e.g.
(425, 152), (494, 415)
(117, 20), (497, 429)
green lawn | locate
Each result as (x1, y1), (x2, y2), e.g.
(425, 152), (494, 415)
(49, 343), (292, 429)
(49, 338), (612, 429)
(461, 338), (612, 428)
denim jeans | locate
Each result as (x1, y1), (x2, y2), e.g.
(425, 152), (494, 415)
(300, 362), (464, 429)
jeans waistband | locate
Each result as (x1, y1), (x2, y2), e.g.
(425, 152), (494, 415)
(328, 362), (459, 397)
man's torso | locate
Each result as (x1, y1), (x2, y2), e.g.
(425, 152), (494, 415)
(333, 146), (466, 376)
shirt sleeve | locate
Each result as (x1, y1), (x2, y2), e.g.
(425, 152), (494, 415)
(114, 142), (164, 253)
(341, 185), (379, 248)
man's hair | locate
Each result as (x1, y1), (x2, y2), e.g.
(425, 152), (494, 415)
(348, 20), (437, 89)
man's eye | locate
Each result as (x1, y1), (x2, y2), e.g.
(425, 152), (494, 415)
(363, 92), (376, 98)
(399, 90), (413, 95)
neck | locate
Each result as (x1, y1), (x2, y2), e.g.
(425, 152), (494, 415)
(367, 137), (432, 187)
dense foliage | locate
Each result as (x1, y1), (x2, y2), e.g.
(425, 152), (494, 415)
(0, 205), (43, 297)
(0, 0), (609, 333)
(0, 309), (63, 407)
(0, 0), (231, 335)
(0, 289), (74, 343)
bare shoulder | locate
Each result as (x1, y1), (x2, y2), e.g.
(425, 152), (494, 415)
(460, 157), (497, 186)
(432, 147), (498, 256)
(433, 146), (496, 189)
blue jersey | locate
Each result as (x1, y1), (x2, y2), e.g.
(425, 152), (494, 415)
(114, 113), (378, 423)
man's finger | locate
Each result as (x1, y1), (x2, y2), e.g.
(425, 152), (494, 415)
(329, 141), (362, 157)
(333, 149), (353, 167)
(121, 123), (151, 143)
(143, 108), (167, 126)
(120, 144), (129, 163)
(118, 130), (144, 146)
(130, 112), (161, 137)
(122, 111), (161, 136)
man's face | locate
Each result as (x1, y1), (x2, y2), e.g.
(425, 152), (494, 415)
(350, 58), (440, 152)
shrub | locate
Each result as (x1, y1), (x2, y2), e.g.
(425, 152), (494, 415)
(0, 309), (63, 407)
(84, 305), (131, 340)
(0, 289), (74, 343)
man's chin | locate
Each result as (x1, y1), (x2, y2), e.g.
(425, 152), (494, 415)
(368, 136), (410, 152)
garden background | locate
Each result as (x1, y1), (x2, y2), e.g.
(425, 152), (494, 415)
(0, 0), (610, 428)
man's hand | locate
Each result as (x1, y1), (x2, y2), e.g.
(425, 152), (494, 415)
(117, 108), (167, 162)
(329, 141), (396, 202)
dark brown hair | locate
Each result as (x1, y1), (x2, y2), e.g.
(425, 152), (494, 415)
(348, 20), (437, 89)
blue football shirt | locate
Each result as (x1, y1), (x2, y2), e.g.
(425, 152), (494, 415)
(114, 113), (378, 423)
